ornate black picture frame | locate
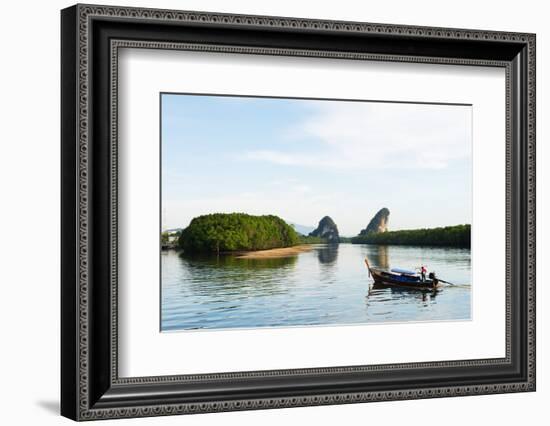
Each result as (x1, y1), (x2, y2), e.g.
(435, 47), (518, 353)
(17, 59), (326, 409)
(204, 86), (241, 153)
(61, 4), (536, 421)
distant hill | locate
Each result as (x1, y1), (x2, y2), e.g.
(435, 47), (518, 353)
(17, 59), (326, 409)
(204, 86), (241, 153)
(164, 228), (182, 234)
(309, 216), (340, 243)
(359, 208), (390, 235)
(287, 222), (316, 236)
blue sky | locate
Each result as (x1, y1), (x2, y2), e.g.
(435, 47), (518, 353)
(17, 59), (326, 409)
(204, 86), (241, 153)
(161, 94), (472, 236)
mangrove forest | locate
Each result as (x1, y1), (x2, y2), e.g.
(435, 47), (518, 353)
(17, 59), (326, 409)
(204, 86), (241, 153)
(178, 213), (300, 253)
(351, 224), (471, 248)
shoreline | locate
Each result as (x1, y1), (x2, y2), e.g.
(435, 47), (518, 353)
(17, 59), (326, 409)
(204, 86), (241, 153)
(236, 244), (315, 259)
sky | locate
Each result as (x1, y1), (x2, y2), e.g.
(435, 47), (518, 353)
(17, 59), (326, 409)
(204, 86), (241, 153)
(161, 94), (472, 236)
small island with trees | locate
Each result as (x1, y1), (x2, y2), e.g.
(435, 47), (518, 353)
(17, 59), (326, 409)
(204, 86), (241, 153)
(178, 213), (300, 254)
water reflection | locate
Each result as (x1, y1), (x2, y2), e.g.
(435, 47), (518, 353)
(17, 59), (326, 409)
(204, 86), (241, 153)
(162, 244), (471, 331)
(367, 282), (440, 303)
(173, 252), (298, 298)
(178, 251), (297, 269)
(370, 245), (389, 269)
(317, 244), (339, 265)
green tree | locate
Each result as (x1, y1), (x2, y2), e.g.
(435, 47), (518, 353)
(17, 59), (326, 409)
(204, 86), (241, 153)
(178, 213), (300, 253)
(350, 224), (471, 248)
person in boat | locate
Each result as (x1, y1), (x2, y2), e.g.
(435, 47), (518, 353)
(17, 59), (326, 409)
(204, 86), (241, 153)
(420, 265), (427, 282)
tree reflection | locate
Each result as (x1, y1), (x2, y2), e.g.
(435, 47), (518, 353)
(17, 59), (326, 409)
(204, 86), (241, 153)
(176, 252), (298, 298)
(178, 251), (297, 269)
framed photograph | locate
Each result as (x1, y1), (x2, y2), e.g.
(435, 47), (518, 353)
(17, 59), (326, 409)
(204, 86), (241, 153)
(61, 4), (536, 421)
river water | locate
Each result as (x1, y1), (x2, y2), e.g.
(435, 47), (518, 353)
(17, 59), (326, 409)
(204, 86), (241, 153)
(161, 244), (471, 332)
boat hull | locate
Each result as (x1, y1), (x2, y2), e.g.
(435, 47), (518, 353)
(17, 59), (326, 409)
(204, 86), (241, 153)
(370, 268), (439, 290)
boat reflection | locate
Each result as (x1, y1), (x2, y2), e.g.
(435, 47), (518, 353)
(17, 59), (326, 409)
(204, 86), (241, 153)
(365, 282), (440, 309)
(372, 282), (439, 296)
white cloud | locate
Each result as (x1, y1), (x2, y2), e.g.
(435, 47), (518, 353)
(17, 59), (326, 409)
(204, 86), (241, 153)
(244, 150), (342, 168)
(244, 102), (471, 170)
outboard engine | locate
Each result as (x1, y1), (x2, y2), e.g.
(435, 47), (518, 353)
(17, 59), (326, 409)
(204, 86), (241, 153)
(428, 272), (436, 280)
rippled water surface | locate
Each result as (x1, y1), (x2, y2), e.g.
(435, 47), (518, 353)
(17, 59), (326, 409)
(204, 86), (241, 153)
(161, 244), (471, 331)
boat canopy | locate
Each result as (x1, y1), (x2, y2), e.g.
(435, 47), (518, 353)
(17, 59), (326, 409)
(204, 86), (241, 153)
(390, 267), (417, 275)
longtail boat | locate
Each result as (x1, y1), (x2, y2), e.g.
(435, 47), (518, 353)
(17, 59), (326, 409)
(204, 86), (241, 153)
(364, 256), (440, 290)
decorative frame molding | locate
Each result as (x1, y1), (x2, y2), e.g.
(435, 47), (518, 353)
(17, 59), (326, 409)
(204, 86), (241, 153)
(61, 3), (535, 421)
